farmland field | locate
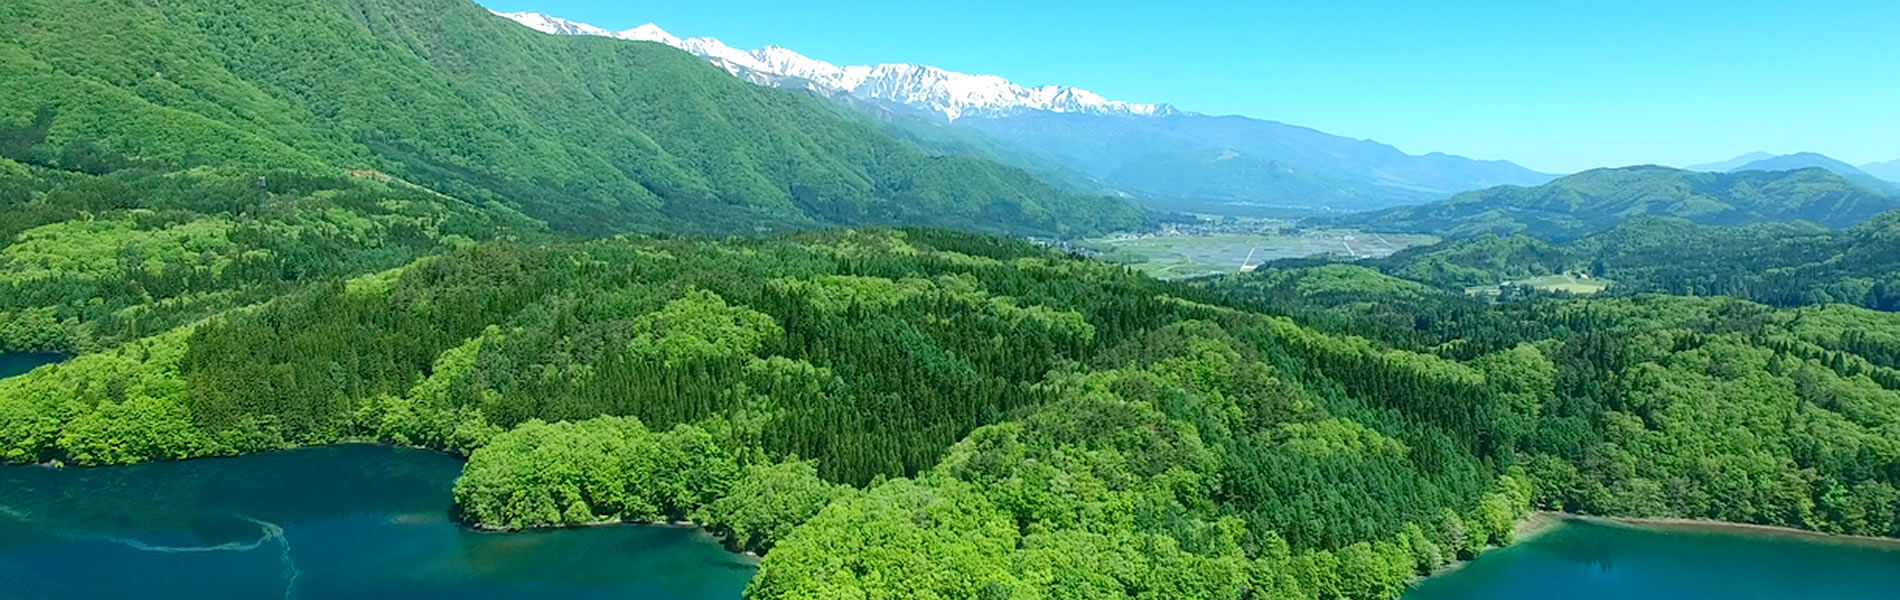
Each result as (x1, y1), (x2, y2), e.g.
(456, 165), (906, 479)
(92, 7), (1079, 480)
(1465, 274), (1613, 297)
(1081, 228), (1438, 279)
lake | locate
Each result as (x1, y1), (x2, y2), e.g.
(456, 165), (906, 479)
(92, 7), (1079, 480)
(12, 443), (1898, 600)
(0, 445), (756, 600)
(1404, 517), (1900, 600)
(0, 352), (67, 379)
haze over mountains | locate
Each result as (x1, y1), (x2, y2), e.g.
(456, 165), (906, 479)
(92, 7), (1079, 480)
(1, 0), (1150, 239)
(1684, 152), (1776, 172)
(1692, 152), (1900, 193)
(1327, 166), (1899, 242)
(494, 11), (1556, 214)
(1865, 160), (1900, 183)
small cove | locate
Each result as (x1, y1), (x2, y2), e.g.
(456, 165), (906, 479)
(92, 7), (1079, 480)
(0, 352), (68, 379)
(11, 431), (1900, 600)
(1403, 516), (1900, 600)
(0, 445), (755, 599)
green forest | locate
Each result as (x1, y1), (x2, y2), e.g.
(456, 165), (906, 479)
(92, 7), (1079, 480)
(1288, 162), (1900, 311)
(0, 0), (1148, 239)
(6, 0), (1900, 599)
(3, 228), (1537, 599)
(1326, 166), (1897, 242)
(1328, 208), (1900, 311)
(11, 225), (1900, 598)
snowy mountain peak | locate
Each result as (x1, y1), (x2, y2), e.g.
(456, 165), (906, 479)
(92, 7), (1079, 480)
(491, 10), (1176, 120)
(751, 45), (848, 83)
(493, 11), (610, 37)
(617, 23), (681, 46)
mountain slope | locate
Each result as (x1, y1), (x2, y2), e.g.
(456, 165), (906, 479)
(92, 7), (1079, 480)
(1335, 209), (1900, 311)
(1566, 212), (1900, 308)
(1100, 148), (1391, 215)
(957, 112), (1555, 213)
(1863, 159), (1900, 183)
(0, 156), (548, 355)
(491, 11), (1553, 215)
(493, 12), (1174, 121)
(1326, 165), (1899, 241)
(1685, 151), (1774, 172)
(0, 0), (1148, 238)
(1730, 152), (1899, 193)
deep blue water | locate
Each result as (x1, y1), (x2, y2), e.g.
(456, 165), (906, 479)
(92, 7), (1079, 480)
(0, 352), (66, 379)
(10, 378), (1894, 600)
(1404, 518), (1900, 600)
(0, 445), (755, 600)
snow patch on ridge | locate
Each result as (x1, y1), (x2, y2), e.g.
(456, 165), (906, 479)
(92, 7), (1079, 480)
(491, 11), (1177, 120)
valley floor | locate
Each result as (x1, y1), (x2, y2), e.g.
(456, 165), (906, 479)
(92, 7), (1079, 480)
(1074, 221), (1437, 279)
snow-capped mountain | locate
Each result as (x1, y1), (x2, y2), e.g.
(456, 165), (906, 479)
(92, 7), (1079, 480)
(496, 11), (616, 37)
(492, 11), (1175, 120)
(491, 10), (1554, 215)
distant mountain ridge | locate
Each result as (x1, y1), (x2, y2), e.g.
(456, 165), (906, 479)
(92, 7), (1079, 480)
(1685, 152), (1775, 172)
(0, 0), (1151, 239)
(1353, 208), (1900, 310)
(1728, 152), (1899, 193)
(1688, 152), (1897, 194)
(1324, 165), (1900, 242)
(492, 10), (1554, 214)
(957, 112), (1556, 214)
(1864, 159), (1900, 183)
(494, 11), (1175, 120)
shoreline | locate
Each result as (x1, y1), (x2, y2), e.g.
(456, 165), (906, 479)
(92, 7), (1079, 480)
(14, 443), (766, 563)
(26, 446), (1900, 574)
(1555, 513), (1900, 551)
(474, 517), (765, 563)
(1415, 510), (1900, 587)
(26, 438), (461, 469)
(1418, 512), (1563, 581)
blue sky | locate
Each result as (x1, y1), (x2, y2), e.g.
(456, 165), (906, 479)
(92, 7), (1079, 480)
(480, 0), (1899, 173)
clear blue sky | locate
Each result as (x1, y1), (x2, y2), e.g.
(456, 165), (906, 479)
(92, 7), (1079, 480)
(480, 0), (1899, 173)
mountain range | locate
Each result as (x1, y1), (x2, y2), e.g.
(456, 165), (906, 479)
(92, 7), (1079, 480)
(1356, 206), (1900, 310)
(0, 0), (1149, 239)
(954, 112), (1556, 214)
(1324, 165), (1899, 242)
(1865, 159), (1900, 183)
(14, 3), (1900, 599)
(1732, 153), (1897, 193)
(1684, 152), (1776, 172)
(494, 11), (1555, 214)
(1689, 152), (1900, 193)
(493, 11), (1174, 120)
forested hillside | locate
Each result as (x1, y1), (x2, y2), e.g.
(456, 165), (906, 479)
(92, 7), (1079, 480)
(8, 224), (1900, 598)
(1205, 264), (1900, 532)
(6, 229), (1535, 599)
(0, 156), (546, 356)
(1326, 166), (1897, 242)
(1727, 152), (1899, 194)
(1348, 209), (1900, 310)
(0, 0), (1148, 238)
(6, 1), (1900, 599)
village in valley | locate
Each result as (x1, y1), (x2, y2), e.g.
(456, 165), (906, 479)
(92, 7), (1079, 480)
(1048, 216), (1439, 279)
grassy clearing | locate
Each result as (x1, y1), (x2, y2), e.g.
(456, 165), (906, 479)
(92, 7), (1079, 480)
(1466, 274), (1613, 296)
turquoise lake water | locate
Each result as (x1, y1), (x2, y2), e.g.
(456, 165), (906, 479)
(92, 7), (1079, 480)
(0, 445), (755, 599)
(1403, 517), (1900, 600)
(6, 368), (1897, 600)
(0, 352), (66, 379)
